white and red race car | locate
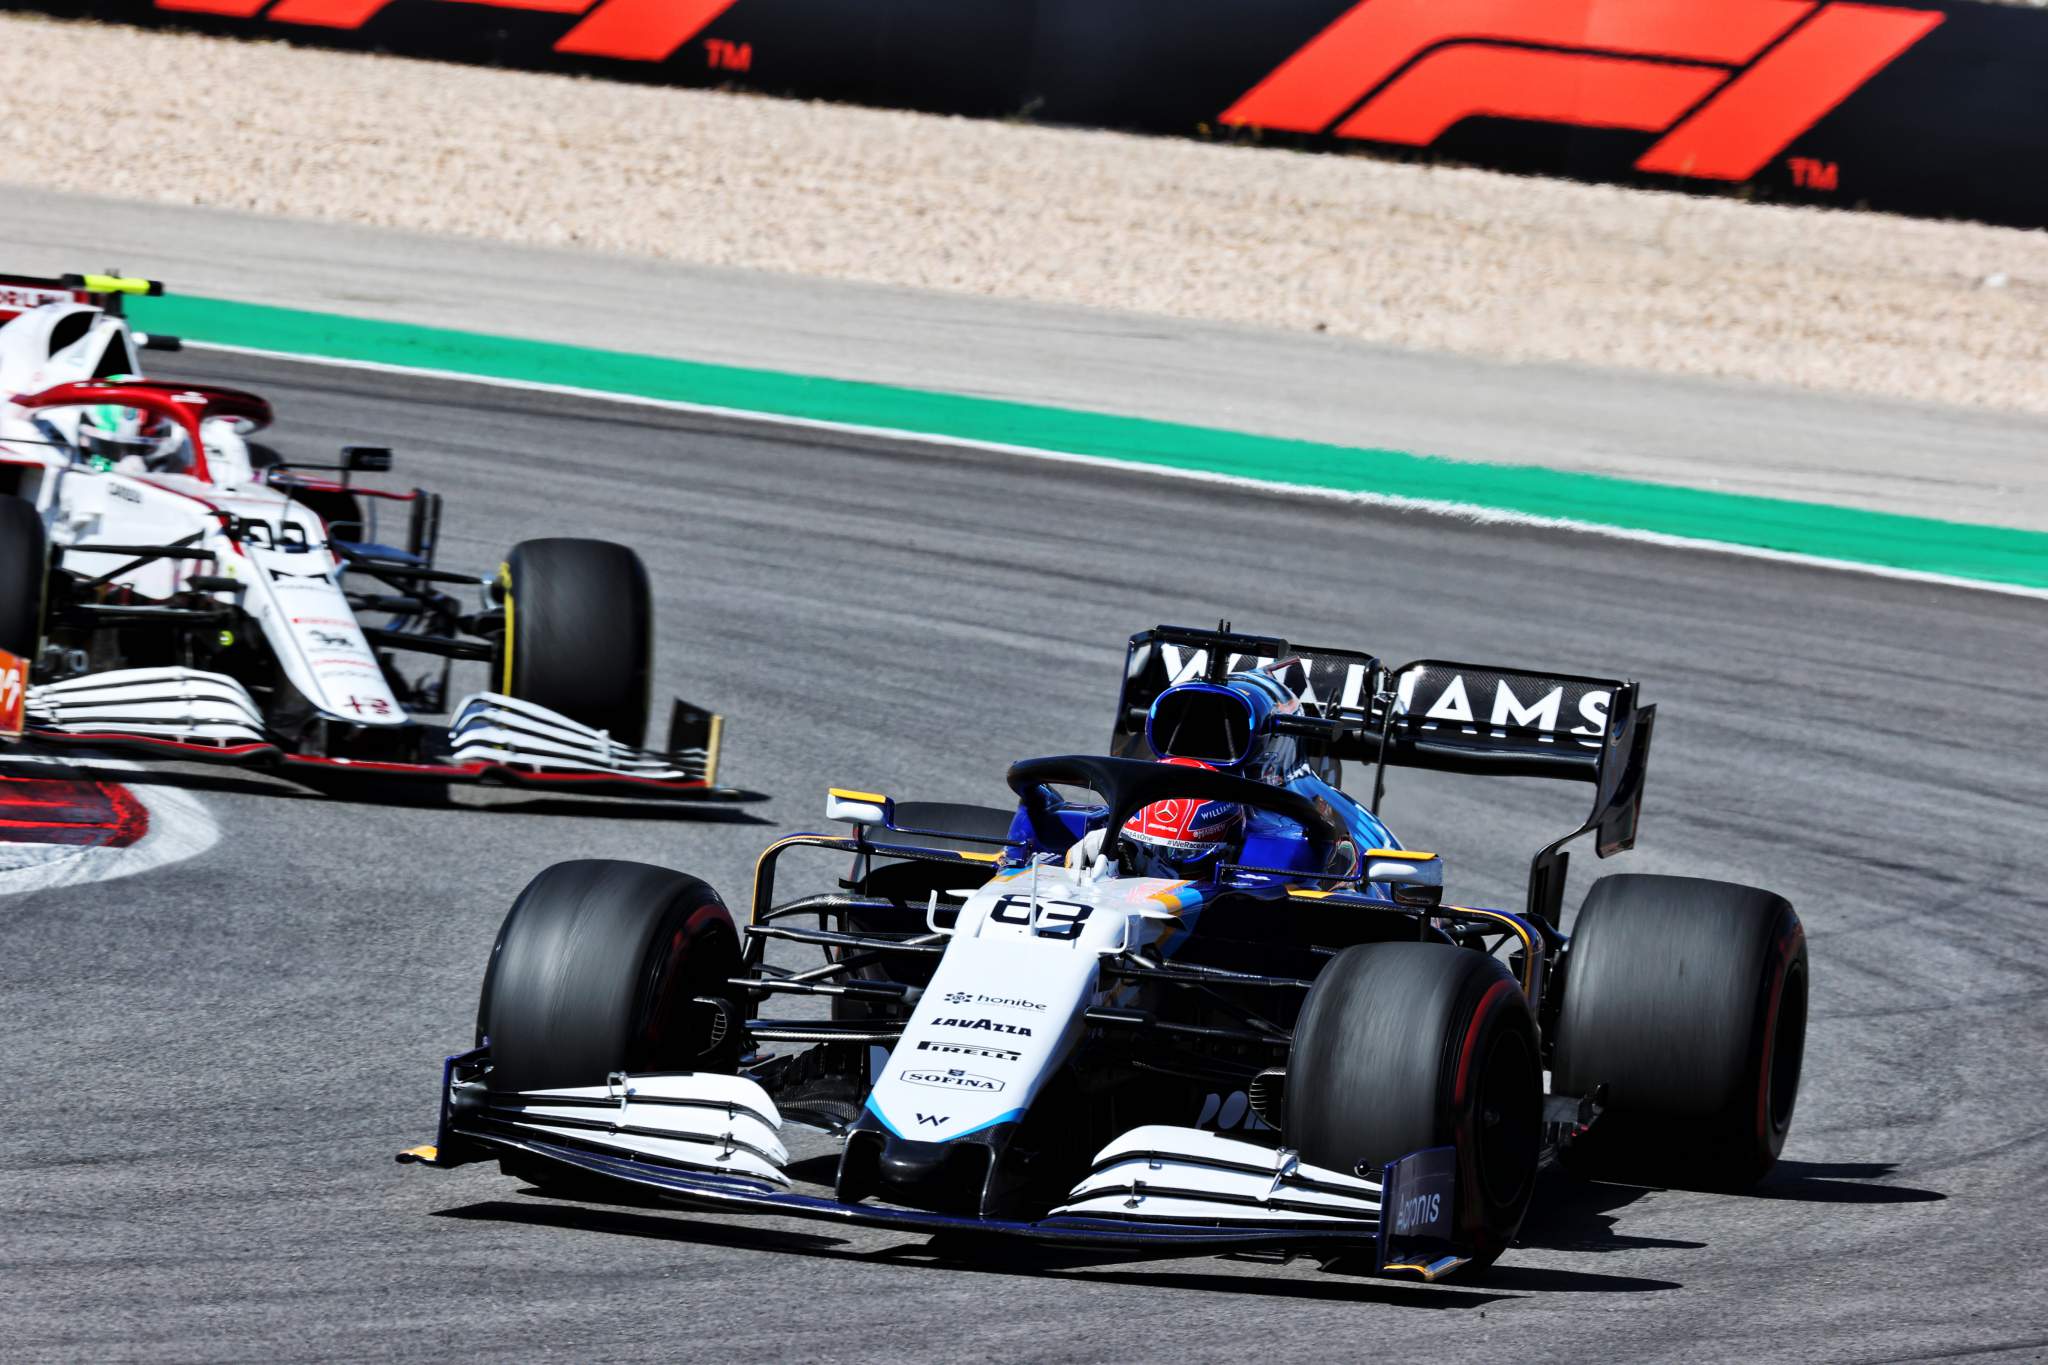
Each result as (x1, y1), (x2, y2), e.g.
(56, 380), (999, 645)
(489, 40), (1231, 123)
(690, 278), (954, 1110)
(0, 272), (733, 798)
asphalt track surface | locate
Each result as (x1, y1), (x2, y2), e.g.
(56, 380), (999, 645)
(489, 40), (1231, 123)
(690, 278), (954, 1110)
(12, 188), (2048, 530)
(4, 351), (2046, 1363)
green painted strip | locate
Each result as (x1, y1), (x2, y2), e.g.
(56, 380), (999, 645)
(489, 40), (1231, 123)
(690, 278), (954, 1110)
(130, 293), (2047, 589)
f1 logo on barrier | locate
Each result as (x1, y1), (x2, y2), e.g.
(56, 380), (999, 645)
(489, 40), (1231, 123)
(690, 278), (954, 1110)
(1221, 0), (1943, 182)
(152, 0), (739, 63)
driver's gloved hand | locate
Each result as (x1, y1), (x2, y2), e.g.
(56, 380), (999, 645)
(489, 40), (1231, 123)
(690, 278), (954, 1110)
(1063, 827), (1117, 882)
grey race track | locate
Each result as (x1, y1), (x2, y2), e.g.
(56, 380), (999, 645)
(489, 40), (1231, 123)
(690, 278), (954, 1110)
(2, 351), (2045, 1363)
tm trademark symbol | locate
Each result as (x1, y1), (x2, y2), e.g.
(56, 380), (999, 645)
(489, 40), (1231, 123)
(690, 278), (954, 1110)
(1788, 157), (1839, 191)
(704, 37), (752, 72)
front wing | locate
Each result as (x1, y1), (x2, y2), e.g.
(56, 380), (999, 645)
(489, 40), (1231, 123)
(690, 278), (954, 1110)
(400, 1057), (1466, 1278)
(21, 668), (743, 799)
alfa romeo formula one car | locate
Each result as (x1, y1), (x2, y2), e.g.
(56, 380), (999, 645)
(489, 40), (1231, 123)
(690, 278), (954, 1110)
(401, 624), (1808, 1280)
(0, 272), (729, 795)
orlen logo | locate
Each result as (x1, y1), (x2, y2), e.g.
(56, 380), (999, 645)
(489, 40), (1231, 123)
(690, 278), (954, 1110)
(152, 0), (740, 64)
(1221, 0), (1943, 182)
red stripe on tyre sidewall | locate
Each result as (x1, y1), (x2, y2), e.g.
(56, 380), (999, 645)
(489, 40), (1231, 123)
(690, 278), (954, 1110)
(1755, 918), (1806, 1148)
(1454, 978), (1516, 1108)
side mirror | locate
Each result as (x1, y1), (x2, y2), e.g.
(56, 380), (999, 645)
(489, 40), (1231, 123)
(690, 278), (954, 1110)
(1364, 848), (1444, 908)
(343, 445), (394, 472)
(137, 332), (183, 352)
(826, 787), (895, 828)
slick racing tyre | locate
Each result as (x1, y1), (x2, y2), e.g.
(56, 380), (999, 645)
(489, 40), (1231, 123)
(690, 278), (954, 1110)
(1552, 874), (1808, 1189)
(0, 496), (49, 658)
(497, 538), (652, 748)
(1287, 942), (1541, 1266)
(477, 859), (742, 1095)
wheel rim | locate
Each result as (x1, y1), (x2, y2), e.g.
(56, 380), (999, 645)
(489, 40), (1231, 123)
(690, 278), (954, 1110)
(1765, 960), (1808, 1136)
(1475, 1027), (1540, 1209)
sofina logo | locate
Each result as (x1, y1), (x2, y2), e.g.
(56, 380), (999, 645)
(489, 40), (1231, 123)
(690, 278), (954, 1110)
(1220, 0), (1943, 182)
(901, 1068), (1005, 1093)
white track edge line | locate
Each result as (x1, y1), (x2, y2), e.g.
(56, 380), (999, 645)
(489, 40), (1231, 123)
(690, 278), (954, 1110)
(191, 339), (2048, 602)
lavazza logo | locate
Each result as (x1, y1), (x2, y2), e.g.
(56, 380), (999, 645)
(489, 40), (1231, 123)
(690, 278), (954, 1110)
(901, 1068), (1005, 1093)
(943, 990), (1045, 1012)
(932, 1016), (1032, 1037)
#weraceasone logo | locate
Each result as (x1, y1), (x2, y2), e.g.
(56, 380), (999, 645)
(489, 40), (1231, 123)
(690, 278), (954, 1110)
(1220, 0), (1943, 182)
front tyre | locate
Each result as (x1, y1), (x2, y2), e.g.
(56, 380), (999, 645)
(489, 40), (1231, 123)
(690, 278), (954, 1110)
(477, 859), (741, 1095)
(1552, 874), (1808, 1189)
(497, 538), (652, 748)
(1286, 942), (1541, 1265)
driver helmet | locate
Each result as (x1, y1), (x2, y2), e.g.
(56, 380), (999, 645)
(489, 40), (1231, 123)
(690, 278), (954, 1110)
(77, 380), (185, 473)
(1122, 756), (1245, 881)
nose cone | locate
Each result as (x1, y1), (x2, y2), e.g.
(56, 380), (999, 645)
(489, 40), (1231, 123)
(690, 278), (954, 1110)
(877, 1134), (956, 1192)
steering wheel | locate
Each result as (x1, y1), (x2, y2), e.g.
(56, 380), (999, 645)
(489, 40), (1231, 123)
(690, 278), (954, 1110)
(1004, 754), (1344, 874)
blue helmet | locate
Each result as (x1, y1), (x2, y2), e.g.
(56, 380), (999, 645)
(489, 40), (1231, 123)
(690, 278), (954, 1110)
(1144, 668), (1301, 784)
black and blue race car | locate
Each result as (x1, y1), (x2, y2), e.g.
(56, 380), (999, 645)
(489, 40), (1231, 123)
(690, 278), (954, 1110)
(402, 623), (1808, 1281)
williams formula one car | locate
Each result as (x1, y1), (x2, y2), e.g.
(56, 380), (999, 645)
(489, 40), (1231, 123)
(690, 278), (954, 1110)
(402, 624), (1807, 1280)
(0, 272), (729, 795)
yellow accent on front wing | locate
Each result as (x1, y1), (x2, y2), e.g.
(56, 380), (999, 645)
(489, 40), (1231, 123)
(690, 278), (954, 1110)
(496, 562), (515, 695)
(828, 787), (890, 804)
(703, 713), (724, 787)
(1364, 847), (1436, 861)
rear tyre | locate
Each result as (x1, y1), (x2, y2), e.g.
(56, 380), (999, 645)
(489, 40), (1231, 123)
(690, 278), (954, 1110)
(1287, 942), (1541, 1265)
(497, 538), (652, 747)
(0, 496), (48, 659)
(1552, 874), (1807, 1189)
(477, 859), (741, 1095)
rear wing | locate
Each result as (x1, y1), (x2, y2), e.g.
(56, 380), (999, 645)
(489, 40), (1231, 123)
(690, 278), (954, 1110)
(0, 272), (161, 327)
(1113, 625), (1655, 925)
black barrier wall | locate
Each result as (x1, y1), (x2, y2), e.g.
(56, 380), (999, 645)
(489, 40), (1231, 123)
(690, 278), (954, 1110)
(18, 0), (2048, 228)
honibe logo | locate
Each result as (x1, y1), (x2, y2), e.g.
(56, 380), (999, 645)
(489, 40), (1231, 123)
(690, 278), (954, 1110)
(1220, 0), (1943, 183)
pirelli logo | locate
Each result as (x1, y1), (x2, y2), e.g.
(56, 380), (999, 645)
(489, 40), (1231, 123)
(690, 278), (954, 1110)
(152, 0), (740, 63)
(1221, 0), (1943, 182)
